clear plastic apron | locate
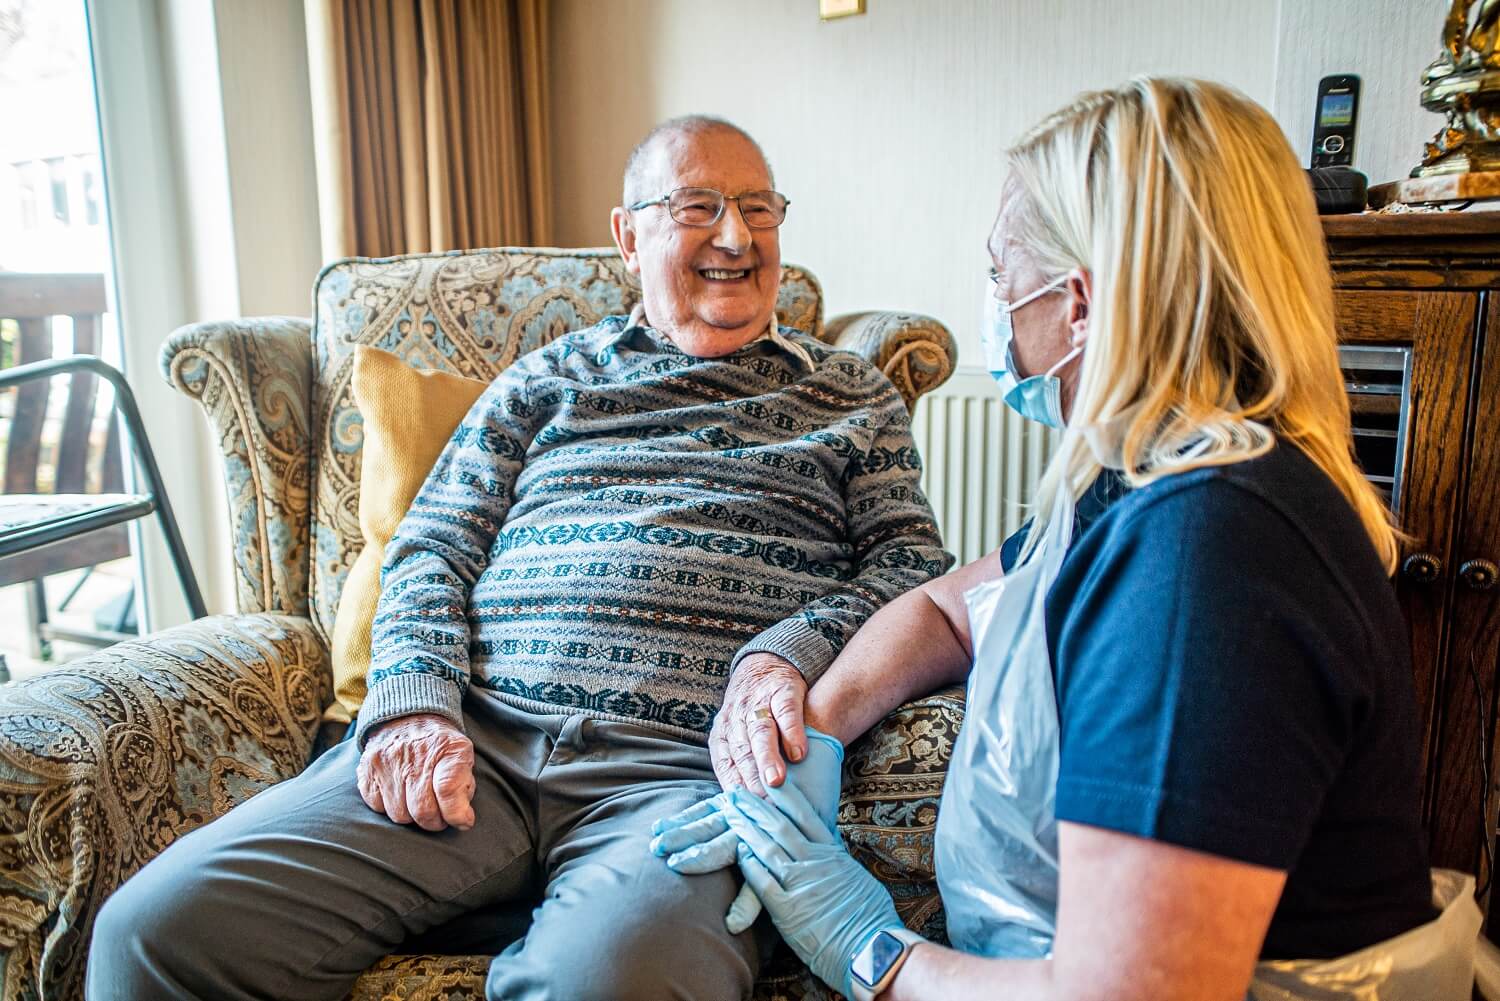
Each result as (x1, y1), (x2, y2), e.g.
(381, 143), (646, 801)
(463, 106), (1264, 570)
(934, 487), (1074, 959)
(1249, 869), (1480, 1000)
(932, 486), (1481, 997)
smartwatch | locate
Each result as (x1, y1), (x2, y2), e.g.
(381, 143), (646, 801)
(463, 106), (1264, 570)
(848, 927), (925, 1001)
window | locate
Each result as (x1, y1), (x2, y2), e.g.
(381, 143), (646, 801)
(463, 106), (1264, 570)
(44, 156), (68, 224)
(1, 0), (136, 675)
(80, 155), (99, 226)
(13, 161), (39, 230)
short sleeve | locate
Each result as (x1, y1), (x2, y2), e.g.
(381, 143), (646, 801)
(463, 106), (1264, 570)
(1049, 479), (1365, 871)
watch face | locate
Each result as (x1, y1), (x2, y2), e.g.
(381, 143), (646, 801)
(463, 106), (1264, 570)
(850, 930), (907, 987)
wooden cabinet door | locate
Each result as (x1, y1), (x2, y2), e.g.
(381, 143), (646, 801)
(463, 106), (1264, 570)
(1441, 299), (1500, 904)
(1334, 290), (1478, 811)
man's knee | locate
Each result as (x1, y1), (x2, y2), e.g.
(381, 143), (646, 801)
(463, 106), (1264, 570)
(490, 932), (755, 1001)
(87, 856), (209, 997)
(487, 870), (757, 1001)
(88, 837), (290, 1000)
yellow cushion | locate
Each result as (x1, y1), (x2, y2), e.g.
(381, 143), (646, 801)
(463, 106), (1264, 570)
(327, 346), (490, 723)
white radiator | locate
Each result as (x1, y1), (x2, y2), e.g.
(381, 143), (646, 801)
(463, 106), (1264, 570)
(910, 369), (1057, 566)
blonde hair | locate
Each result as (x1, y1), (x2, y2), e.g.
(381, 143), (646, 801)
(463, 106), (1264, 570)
(1006, 76), (1397, 572)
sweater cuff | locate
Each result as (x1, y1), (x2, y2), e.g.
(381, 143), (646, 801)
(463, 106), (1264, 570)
(353, 672), (465, 749)
(731, 617), (837, 685)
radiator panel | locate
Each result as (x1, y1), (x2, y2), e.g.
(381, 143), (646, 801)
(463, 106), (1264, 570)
(911, 370), (1056, 565)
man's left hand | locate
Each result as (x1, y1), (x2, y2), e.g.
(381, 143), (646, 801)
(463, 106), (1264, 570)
(712, 653), (807, 795)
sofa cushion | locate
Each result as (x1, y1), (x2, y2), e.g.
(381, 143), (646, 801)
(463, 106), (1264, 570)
(327, 346), (490, 722)
(344, 950), (837, 1001)
(0, 614), (330, 1001)
(307, 247), (825, 643)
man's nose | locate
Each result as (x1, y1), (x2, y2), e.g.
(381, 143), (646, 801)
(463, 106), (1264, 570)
(711, 200), (752, 255)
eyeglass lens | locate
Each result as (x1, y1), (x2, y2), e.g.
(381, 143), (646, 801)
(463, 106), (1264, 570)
(666, 188), (787, 229)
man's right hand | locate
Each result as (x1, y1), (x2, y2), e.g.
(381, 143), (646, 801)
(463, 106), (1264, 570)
(356, 713), (476, 831)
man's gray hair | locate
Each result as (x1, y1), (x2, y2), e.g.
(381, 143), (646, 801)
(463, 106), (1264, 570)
(621, 115), (774, 207)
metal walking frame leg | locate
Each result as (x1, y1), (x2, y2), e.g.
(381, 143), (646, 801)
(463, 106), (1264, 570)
(0, 356), (208, 622)
(57, 565), (94, 611)
(99, 358), (208, 620)
(24, 580), (49, 661)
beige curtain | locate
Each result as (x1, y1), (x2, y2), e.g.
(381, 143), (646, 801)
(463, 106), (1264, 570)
(305, 0), (552, 259)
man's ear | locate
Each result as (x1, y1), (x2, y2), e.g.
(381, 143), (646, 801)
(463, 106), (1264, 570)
(611, 207), (642, 275)
(1067, 268), (1093, 346)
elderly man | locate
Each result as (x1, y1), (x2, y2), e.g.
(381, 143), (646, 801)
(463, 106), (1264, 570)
(87, 116), (950, 1001)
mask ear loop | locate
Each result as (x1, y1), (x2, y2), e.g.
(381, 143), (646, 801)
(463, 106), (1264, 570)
(996, 273), (1073, 382)
(1005, 273), (1070, 315)
(1046, 271), (1093, 420)
(1042, 343), (1083, 380)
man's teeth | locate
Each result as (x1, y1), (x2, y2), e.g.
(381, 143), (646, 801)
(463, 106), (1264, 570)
(702, 269), (749, 280)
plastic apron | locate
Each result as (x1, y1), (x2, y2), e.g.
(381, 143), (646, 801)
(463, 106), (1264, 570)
(932, 482), (1482, 997)
(1249, 870), (1480, 1000)
(933, 486), (1074, 959)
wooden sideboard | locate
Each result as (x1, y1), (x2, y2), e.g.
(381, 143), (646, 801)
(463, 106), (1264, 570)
(1325, 212), (1500, 919)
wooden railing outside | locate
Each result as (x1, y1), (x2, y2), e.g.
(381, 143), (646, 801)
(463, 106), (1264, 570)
(0, 273), (130, 590)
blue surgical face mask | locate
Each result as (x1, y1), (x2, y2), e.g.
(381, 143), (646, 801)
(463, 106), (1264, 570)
(981, 275), (1081, 429)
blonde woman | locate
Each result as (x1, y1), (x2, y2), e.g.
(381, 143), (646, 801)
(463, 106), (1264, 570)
(653, 78), (1478, 1000)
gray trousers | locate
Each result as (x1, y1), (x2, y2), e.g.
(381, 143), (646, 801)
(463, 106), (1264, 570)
(85, 696), (760, 1001)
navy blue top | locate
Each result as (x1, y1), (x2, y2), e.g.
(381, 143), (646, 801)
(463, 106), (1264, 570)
(1000, 441), (1433, 959)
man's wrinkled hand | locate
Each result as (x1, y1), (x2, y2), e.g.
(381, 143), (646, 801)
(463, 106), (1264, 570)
(356, 713), (476, 832)
(712, 652), (808, 795)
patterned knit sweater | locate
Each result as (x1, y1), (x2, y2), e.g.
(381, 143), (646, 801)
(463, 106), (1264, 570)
(355, 316), (953, 746)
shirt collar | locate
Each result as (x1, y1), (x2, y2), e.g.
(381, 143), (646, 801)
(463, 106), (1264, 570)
(613, 304), (814, 371)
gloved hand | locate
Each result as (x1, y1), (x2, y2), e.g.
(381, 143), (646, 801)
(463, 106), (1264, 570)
(722, 783), (907, 999)
(650, 726), (844, 933)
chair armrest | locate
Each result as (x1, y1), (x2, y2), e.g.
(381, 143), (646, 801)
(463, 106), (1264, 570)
(824, 312), (957, 412)
(161, 317), (315, 615)
(839, 685), (964, 941)
(0, 613), (329, 1000)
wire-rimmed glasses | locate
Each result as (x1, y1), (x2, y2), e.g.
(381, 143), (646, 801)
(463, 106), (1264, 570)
(627, 187), (790, 229)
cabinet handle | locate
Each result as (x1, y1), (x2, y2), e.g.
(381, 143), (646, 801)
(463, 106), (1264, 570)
(1459, 559), (1498, 592)
(1402, 553), (1444, 585)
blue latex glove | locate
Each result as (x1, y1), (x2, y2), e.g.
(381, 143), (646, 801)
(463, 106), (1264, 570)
(651, 726), (844, 933)
(722, 784), (906, 1000)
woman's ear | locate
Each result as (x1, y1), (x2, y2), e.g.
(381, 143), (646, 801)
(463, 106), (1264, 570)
(610, 207), (642, 275)
(1067, 269), (1093, 346)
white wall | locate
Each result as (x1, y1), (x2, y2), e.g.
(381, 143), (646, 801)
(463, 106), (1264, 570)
(158, 0), (239, 323)
(551, 0), (1448, 366)
(1273, 2), (1446, 189)
(214, 0), (322, 318)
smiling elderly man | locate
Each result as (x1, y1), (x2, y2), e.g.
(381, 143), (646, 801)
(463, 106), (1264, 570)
(87, 116), (951, 1001)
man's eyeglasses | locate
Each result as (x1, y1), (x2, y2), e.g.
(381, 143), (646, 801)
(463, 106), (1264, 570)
(627, 187), (790, 229)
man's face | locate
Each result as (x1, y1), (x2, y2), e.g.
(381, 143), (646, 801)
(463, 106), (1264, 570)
(611, 129), (781, 358)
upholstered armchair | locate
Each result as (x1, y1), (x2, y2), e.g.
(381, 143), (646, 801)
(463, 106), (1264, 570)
(0, 248), (963, 1001)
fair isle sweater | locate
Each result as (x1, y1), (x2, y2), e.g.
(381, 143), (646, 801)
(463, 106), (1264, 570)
(355, 316), (953, 747)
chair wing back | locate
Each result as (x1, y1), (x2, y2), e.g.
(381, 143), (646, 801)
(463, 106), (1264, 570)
(306, 246), (825, 641)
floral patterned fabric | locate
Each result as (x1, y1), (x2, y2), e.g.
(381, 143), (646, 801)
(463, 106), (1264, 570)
(163, 317), (316, 617)
(824, 312), (956, 415)
(0, 247), (969, 1001)
(0, 615), (329, 1001)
